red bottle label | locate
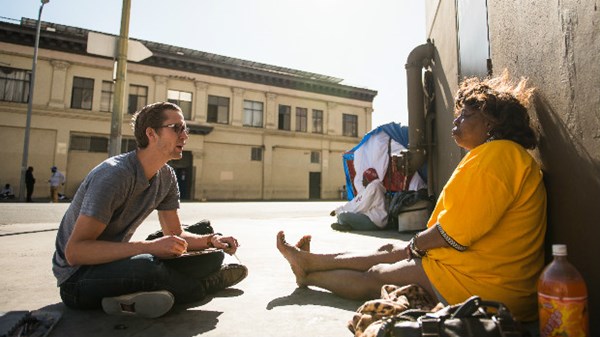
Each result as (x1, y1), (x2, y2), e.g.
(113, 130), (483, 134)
(538, 293), (589, 337)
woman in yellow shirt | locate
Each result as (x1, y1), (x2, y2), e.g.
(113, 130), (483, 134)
(276, 71), (546, 322)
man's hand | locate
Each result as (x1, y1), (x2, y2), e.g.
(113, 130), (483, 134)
(211, 235), (239, 255)
(330, 210), (336, 217)
(148, 235), (188, 258)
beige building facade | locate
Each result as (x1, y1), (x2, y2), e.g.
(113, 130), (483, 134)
(0, 19), (377, 201)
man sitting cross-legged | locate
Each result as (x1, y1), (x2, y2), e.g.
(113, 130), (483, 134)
(52, 102), (248, 318)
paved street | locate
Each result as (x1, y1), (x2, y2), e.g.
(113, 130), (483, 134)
(0, 201), (409, 337)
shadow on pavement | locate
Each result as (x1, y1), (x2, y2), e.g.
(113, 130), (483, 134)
(266, 287), (362, 312)
(41, 302), (222, 337)
(35, 292), (257, 337)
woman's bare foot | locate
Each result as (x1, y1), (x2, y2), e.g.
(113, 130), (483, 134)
(295, 235), (311, 252)
(276, 231), (308, 287)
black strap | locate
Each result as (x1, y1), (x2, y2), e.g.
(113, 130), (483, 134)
(450, 295), (481, 318)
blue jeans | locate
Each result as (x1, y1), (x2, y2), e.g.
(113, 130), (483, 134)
(337, 212), (379, 230)
(60, 251), (224, 310)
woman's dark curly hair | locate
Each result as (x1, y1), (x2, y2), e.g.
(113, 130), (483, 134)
(454, 70), (537, 149)
(131, 102), (181, 148)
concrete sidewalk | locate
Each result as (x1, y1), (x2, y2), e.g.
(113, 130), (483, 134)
(0, 202), (410, 337)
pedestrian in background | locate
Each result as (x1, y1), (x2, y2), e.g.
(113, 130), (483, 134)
(26, 166), (35, 202)
(48, 166), (65, 203)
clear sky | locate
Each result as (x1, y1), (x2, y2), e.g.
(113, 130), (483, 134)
(2, 0), (426, 128)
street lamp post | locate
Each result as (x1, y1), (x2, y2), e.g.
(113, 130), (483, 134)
(19, 0), (49, 201)
(108, 0), (131, 157)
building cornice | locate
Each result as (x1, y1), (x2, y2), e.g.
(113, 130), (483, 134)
(0, 19), (377, 102)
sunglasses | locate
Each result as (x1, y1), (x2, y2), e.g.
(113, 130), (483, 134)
(157, 123), (190, 135)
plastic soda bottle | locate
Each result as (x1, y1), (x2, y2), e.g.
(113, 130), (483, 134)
(538, 244), (589, 337)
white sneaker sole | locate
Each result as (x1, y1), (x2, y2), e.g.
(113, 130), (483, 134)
(101, 290), (174, 318)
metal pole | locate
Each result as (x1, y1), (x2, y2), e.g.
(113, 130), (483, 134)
(19, 0), (49, 202)
(108, 0), (131, 157)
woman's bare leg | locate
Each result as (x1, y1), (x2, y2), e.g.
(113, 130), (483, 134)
(276, 231), (435, 300)
(276, 231), (407, 285)
(302, 259), (436, 300)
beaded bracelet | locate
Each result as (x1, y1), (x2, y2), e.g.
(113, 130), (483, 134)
(435, 223), (467, 251)
(409, 233), (427, 259)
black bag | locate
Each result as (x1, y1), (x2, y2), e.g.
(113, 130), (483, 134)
(375, 296), (524, 337)
(145, 219), (214, 240)
(386, 188), (432, 229)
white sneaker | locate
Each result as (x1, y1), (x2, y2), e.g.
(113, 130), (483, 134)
(101, 290), (174, 318)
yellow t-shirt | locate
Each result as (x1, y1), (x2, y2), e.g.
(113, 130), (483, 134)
(422, 140), (547, 322)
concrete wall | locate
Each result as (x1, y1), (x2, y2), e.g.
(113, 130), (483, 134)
(488, 2), (600, 331)
(425, 0), (600, 332)
(424, 0), (463, 193)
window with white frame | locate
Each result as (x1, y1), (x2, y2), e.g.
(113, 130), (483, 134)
(121, 138), (137, 153)
(310, 151), (320, 164)
(343, 114), (358, 137)
(100, 80), (114, 112)
(251, 147), (263, 161)
(243, 100), (263, 127)
(278, 105), (291, 130)
(0, 66), (30, 103)
(296, 107), (307, 132)
(207, 95), (230, 124)
(128, 84), (148, 114)
(168, 89), (193, 119)
(71, 76), (94, 110)
(312, 109), (323, 133)
(70, 135), (108, 153)
(70, 135), (136, 153)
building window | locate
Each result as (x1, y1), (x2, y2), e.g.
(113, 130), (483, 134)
(70, 135), (108, 153)
(312, 109), (323, 134)
(278, 105), (291, 130)
(243, 100), (263, 127)
(251, 147), (263, 161)
(207, 95), (230, 124)
(121, 138), (137, 153)
(296, 107), (307, 132)
(128, 84), (148, 114)
(100, 80), (114, 112)
(168, 89), (193, 119)
(311, 151), (320, 164)
(343, 114), (358, 137)
(0, 66), (30, 103)
(71, 76), (94, 110)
